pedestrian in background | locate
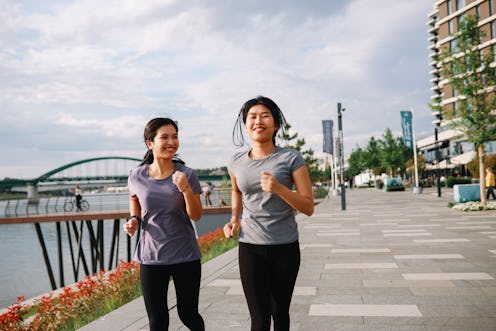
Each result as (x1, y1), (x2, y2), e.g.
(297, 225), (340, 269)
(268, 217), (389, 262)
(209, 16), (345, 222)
(485, 167), (496, 200)
(223, 96), (314, 331)
(123, 117), (204, 331)
(202, 182), (213, 206)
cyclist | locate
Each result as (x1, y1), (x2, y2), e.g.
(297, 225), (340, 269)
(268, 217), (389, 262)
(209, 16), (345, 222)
(75, 185), (83, 211)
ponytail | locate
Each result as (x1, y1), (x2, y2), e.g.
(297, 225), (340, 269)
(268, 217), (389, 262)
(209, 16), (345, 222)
(140, 149), (154, 166)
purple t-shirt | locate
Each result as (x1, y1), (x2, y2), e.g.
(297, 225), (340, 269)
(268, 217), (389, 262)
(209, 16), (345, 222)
(128, 162), (202, 265)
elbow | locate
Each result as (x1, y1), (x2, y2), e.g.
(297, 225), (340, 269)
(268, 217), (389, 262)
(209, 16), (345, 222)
(303, 198), (314, 216)
(304, 205), (314, 216)
(190, 209), (202, 222)
(189, 208), (202, 222)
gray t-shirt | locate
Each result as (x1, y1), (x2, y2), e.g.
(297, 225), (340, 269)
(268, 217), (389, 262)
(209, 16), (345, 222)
(128, 162), (202, 265)
(228, 147), (306, 245)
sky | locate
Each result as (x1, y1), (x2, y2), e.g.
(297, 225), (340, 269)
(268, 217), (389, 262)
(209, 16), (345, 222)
(0, 0), (436, 180)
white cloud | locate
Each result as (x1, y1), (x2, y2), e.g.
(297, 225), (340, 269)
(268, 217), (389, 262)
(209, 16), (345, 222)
(0, 0), (436, 179)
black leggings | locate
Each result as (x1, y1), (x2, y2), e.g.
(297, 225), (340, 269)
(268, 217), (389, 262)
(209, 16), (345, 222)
(140, 260), (204, 331)
(238, 241), (300, 331)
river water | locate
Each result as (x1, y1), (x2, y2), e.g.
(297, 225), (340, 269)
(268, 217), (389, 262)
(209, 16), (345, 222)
(0, 190), (230, 310)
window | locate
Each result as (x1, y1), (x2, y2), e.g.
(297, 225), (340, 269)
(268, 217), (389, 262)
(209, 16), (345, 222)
(491, 21), (495, 39)
(447, 0), (453, 15)
(476, 5), (480, 19)
(490, 0), (495, 16)
(450, 38), (458, 54)
(449, 19), (455, 35)
(456, 0), (466, 11)
(485, 141), (496, 154)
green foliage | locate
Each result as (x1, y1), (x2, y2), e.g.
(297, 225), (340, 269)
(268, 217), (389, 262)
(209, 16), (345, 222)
(466, 154), (496, 178)
(278, 124), (321, 182)
(347, 145), (367, 177)
(313, 186), (328, 199)
(349, 130), (411, 178)
(445, 176), (472, 188)
(365, 137), (385, 175)
(385, 185), (405, 192)
(378, 128), (411, 176)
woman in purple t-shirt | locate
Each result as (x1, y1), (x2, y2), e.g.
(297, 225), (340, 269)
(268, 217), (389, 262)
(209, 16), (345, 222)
(123, 117), (204, 331)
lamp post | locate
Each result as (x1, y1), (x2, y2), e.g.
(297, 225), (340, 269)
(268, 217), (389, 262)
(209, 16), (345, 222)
(435, 126), (442, 197)
(337, 102), (346, 210)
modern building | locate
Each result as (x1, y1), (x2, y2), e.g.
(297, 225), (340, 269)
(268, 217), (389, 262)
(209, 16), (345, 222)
(419, 0), (496, 176)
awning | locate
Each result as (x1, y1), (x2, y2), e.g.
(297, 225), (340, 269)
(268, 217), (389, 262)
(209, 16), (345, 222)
(425, 160), (456, 170)
(450, 151), (476, 165)
(425, 151), (476, 170)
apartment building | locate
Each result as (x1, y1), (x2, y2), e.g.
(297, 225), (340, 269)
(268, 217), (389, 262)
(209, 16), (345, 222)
(418, 0), (496, 175)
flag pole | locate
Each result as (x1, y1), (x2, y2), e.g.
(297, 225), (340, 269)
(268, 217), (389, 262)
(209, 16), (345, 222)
(411, 107), (420, 190)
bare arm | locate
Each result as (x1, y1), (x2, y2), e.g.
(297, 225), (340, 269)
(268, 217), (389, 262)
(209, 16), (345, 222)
(181, 187), (203, 221)
(172, 171), (202, 221)
(123, 195), (141, 236)
(261, 165), (314, 216)
(223, 171), (242, 238)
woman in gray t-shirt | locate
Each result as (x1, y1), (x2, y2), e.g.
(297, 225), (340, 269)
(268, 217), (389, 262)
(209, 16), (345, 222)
(224, 96), (314, 331)
(123, 118), (204, 331)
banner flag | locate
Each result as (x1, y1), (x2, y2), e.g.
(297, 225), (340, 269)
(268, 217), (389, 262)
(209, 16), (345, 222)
(322, 120), (334, 154)
(400, 110), (413, 149)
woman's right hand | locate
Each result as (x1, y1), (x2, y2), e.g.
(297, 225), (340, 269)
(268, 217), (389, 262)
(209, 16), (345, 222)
(223, 217), (239, 239)
(123, 218), (139, 236)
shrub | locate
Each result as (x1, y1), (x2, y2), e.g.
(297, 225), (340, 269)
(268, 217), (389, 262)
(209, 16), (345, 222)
(445, 177), (472, 188)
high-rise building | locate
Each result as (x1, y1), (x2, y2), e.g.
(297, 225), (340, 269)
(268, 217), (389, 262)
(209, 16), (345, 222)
(419, 0), (496, 175)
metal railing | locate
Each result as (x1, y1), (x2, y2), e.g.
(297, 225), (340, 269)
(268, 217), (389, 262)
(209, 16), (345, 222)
(0, 188), (233, 218)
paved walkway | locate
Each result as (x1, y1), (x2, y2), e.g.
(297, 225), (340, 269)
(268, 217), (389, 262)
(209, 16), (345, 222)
(78, 188), (496, 331)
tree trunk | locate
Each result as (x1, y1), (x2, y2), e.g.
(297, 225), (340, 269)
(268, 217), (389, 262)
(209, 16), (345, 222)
(478, 144), (486, 207)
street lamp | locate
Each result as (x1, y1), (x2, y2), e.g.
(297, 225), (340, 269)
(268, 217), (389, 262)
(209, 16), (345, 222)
(434, 126), (442, 197)
(337, 102), (346, 210)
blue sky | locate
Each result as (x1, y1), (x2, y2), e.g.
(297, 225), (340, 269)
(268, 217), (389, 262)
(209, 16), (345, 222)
(0, 0), (435, 179)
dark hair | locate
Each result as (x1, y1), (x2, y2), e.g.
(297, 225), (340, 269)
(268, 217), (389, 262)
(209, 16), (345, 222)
(232, 95), (289, 147)
(140, 117), (185, 165)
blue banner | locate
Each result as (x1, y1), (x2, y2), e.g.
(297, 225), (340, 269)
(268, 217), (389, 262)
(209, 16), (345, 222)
(400, 111), (413, 149)
(322, 120), (334, 154)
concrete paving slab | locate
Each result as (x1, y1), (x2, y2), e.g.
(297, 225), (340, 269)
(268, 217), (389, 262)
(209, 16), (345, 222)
(77, 188), (496, 331)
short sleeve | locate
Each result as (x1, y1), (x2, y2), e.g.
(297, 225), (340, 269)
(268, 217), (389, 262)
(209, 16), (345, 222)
(128, 169), (136, 197)
(289, 150), (306, 173)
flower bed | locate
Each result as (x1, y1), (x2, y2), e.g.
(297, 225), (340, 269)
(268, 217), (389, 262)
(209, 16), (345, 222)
(0, 227), (238, 331)
(450, 201), (496, 211)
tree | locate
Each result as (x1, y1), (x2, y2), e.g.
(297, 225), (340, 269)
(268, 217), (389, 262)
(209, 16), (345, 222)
(378, 128), (411, 177)
(277, 124), (320, 182)
(405, 154), (425, 181)
(347, 145), (367, 177)
(364, 137), (385, 177)
(435, 15), (496, 206)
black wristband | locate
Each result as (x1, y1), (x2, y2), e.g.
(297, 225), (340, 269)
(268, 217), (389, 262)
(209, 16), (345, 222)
(127, 215), (142, 222)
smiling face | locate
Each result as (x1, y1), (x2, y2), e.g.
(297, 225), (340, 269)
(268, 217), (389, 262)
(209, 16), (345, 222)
(244, 104), (278, 144)
(146, 124), (179, 160)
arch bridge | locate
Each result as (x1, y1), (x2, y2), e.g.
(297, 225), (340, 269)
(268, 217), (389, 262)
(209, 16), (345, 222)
(7, 157), (142, 202)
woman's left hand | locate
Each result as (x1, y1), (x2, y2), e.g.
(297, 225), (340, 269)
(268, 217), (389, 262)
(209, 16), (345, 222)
(172, 171), (190, 192)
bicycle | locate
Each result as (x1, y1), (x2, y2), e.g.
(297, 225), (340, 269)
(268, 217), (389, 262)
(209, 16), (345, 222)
(64, 197), (90, 212)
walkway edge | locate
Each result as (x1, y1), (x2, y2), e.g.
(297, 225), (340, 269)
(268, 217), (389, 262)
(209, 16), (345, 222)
(77, 246), (239, 331)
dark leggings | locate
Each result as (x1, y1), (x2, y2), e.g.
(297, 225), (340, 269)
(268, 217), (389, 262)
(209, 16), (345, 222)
(140, 260), (205, 331)
(238, 241), (300, 331)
